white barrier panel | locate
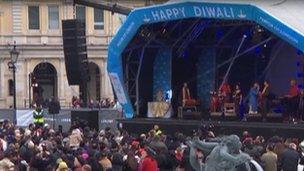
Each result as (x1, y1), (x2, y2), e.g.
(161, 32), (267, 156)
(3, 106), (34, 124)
(16, 109), (33, 126)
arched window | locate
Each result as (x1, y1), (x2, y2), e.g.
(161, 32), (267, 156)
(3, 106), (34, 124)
(32, 62), (57, 107)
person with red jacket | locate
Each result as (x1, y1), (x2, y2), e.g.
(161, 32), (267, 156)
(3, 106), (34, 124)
(139, 147), (158, 171)
(285, 79), (300, 122)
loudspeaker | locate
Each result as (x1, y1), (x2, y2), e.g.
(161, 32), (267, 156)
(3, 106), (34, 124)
(48, 100), (60, 114)
(182, 111), (201, 120)
(62, 19), (89, 85)
(71, 110), (99, 130)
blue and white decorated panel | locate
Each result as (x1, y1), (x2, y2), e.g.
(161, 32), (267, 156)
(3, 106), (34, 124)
(197, 48), (216, 108)
(254, 8), (304, 53)
(153, 48), (172, 100)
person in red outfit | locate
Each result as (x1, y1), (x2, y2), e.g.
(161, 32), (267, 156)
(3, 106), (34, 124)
(139, 147), (158, 171)
(219, 81), (232, 103)
(285, 79), (300, 122)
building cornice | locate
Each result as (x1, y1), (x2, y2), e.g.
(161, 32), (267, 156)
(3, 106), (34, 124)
(0, 44), (108, 50)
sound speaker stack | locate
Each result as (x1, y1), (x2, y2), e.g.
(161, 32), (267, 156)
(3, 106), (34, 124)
(71, 110), (99, 130)
(62, 19), (90, 85)
(178, 106), (201, 120)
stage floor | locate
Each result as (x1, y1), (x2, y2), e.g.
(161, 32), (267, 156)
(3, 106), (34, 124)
(117, 117), (304, 139)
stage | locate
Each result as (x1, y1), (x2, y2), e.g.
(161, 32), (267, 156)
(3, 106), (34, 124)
(117, 116), (304, 139)
(108, 1), (304, 140)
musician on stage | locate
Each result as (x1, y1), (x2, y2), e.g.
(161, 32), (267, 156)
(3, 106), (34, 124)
(182, 83), (196, 107)
(298, 90), (304, 122)
(156, 89), (164, 102)
(219, 81), (232, 103)
(233, 84), (244, 120)
(210, 91), (219, 112)
(248, 82), (259, 114)
(285, 79), (300, 122)
(260, 81), (270, 122)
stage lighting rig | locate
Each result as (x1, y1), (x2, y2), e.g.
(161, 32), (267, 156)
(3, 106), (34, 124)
(73, 0), (132, 15)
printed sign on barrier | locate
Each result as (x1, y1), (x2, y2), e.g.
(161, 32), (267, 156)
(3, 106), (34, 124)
(17, 110), (33, 126)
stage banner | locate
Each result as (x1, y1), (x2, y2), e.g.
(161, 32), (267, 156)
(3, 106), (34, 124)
(135, 2), (253, 24)
(107, 12), (143, 118)
(108, 73), (127, 104)
(254, 8), (304, 53)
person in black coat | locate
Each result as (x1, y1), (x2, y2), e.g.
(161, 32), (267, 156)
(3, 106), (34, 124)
(280, 143), (300, 171)
(48, 97), (60, 114)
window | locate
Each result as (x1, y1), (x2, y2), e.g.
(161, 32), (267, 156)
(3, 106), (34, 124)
(28, 6), (40, 30)
(8, 79), (14, 96)
(94, 8), (104, 30)
(48, 5), (59, 29)
(76, 6), (86, 21)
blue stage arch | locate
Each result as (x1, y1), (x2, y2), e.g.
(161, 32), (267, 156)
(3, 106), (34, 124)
(107, 1), (304, 118)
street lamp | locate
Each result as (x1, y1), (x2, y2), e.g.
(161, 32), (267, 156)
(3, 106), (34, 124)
(8, 41), (19, 123)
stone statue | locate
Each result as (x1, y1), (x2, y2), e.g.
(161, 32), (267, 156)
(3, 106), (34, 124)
(188, 135), (262, 171)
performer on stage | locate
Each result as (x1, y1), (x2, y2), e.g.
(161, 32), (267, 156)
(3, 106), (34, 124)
(260, 81), (270, 122)
(248, 82), (259, 114)
(182, 83), (196, 107)
(210, 91), (219, 112)
(298, 90), (304, 122)
(286, 79), (300, 122)
(156, 89), (164, 102)
(219, 81), (232, 103)
(233, 84), (244, 120)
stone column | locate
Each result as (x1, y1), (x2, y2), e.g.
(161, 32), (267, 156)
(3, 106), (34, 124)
(59, 58), (65, 104)
(0, 59), (6, 107)
(15, 59), (26, 108)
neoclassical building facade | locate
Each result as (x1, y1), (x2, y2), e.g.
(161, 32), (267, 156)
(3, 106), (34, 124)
(0, 0), (163, 108)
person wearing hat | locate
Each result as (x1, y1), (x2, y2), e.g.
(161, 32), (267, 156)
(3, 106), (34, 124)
(57, 161), (69, 171)
(33, 105), (45, 128)
(139, 146), (158, 171)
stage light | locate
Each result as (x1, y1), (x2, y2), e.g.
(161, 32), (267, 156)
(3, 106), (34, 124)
(264, 44), (267, 48)
(254, 46), (262, 54)
(255, 25), (264, 33)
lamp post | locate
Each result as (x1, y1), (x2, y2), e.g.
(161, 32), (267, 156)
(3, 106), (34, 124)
(8, 41), (19, 123)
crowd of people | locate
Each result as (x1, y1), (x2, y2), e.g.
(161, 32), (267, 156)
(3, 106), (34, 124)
(0, 118), (303, 171)
(72, 97), (118, 109)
